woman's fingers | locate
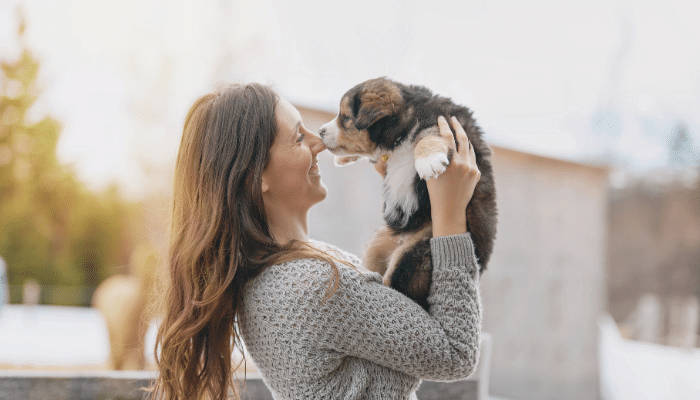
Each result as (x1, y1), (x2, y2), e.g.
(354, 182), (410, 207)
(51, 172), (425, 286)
(468, 137), (477, 162)
(428, 116), (481, 236)
(450, 116), (469, 155)
(439, 115), (471, 157)
(437, 116), (457, 149)
(449, 117), (479, 172)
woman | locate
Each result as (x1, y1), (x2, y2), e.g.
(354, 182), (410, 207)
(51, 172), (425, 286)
(151, 83), (482, 400)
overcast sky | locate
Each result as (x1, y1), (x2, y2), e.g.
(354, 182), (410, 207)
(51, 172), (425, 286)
(1, 0), (699, 196)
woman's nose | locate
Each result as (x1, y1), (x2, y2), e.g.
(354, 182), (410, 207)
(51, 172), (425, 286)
(307, 132), (327, 154)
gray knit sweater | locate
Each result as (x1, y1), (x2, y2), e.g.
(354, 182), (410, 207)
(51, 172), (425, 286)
(241, 233), (482, 400)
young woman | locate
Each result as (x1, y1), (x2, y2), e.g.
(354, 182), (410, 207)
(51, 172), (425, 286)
(151, 83), (482, 400)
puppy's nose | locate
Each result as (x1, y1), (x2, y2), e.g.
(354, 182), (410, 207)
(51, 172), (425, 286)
(318, 127), (326, 138)
(309, 136), (327, 154)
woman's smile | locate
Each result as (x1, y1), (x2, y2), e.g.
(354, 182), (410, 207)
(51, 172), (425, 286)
(309, 162), (321, 176)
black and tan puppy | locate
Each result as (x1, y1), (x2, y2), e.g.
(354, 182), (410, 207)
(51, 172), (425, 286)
(319, 77), (497, 310)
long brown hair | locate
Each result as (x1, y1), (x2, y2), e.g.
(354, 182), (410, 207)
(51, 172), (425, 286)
(150, 83), (341, 400)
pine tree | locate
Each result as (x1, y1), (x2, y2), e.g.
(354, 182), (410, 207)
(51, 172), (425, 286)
(0, 13), (63, 290)
(0, 12), (145, 305)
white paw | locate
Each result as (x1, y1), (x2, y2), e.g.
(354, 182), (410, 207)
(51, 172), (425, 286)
(415, 153), (449, 180)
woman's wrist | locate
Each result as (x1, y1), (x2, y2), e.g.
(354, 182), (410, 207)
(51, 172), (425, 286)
(432, 213), (468, 237)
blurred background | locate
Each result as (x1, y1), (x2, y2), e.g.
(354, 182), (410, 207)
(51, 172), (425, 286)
(0, 1), (698, 399)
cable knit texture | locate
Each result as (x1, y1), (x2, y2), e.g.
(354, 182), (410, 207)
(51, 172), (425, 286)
(241, 233), (482, 400)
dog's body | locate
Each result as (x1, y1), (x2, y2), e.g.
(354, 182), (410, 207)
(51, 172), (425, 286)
(319, 77), (497, 310)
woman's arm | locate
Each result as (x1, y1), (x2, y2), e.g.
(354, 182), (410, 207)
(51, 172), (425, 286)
(295, 232), (480, 381)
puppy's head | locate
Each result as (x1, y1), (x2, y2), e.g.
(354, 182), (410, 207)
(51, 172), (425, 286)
(319, 77), (413, 163)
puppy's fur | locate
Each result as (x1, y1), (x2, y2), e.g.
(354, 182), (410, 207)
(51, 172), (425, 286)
(319, 77), (497, 310)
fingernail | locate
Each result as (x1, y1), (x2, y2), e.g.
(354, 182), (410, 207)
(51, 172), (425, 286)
(438, 116), (446, 123)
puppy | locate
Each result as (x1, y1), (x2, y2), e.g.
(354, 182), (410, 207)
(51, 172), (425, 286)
(319, 77), (497, 310)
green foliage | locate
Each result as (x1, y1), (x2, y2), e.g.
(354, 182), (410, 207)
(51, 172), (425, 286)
(0, 14), (146, 306)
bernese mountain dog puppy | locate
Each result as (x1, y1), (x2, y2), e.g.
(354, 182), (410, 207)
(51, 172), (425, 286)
(319, 77), (497, 310)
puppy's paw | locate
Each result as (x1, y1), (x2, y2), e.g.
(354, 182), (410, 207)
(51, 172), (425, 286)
(415, 153), (449, 180)
(414, 134), (451, 180)
(334, 155), (361, 166)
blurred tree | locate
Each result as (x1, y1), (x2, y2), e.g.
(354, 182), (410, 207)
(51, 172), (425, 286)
(0, 11), (146, 305)
(667, 122), (700, 167)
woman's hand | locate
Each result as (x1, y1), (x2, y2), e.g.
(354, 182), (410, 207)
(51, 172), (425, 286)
(427, 116), (481, 237)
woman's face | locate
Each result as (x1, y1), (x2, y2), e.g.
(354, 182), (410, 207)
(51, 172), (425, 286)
(262, 97), (327, 211)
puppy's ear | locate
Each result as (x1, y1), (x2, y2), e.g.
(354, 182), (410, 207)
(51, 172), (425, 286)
(367, 116), (399, 144)
(354, 80), (404, 131)
(334, 155), (361, 166)
(355, 106), (385, 131)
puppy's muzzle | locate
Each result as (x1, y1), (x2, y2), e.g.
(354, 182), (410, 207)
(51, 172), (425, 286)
(318, 125), (336, 151)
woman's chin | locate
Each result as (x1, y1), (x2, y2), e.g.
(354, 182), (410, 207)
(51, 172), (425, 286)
(312, 182), (328, 204)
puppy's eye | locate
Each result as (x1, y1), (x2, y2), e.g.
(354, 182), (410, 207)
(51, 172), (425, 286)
(341, 115), (350, 124)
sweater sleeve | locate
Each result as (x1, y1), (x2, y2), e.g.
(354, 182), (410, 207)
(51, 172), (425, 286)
(295, 232), (482, 381)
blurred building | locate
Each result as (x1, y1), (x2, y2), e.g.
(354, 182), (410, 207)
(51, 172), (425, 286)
(607, 168), (700, 348)
(298, 105), (610, 400)
(483, 147), (608, 400)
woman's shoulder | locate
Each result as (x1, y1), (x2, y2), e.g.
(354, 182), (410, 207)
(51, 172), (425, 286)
(307, 239), (362, 266)
(245, 248), (381, 303)
(306, 240), (383, 281)
(244, 257), (326, 300)
(257, 256), (335, 283)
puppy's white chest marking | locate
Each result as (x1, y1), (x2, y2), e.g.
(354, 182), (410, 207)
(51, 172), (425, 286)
(384, 141), (419, 227)
(383, 126), (445, 227)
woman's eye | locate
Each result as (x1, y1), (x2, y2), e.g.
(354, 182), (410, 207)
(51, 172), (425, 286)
(296, 133), (305, 143)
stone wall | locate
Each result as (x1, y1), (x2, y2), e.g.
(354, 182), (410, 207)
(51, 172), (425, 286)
(0, 358), (491, 400)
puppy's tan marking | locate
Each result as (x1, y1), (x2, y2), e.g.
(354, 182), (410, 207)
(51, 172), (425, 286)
(363, 225), (400, 276)
(338, 97), (353, 126)
(383, 225), (432, 291)
(414, 135), (449, 159)
(333, 126), (375, 154)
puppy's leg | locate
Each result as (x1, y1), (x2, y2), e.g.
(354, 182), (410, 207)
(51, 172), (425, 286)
(362, 224), (400, 276)
(384, 225), (433, 310)
(414, 135), (453, 180)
